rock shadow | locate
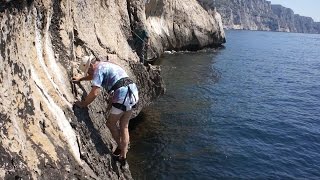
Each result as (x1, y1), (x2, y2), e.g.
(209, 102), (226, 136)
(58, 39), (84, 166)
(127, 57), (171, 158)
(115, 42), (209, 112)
(0, 0), (33, 13)
(73, 105), (111, 156)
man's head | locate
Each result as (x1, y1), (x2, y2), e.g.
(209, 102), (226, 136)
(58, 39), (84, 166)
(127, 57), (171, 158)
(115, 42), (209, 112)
(79, 55), (95, 75)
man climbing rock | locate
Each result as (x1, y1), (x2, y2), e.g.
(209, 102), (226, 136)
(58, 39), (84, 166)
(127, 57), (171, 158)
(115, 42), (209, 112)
(72, 55), (139, 167)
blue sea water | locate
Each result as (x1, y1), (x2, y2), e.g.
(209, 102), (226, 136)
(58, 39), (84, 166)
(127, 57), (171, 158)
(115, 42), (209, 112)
(128, 30), (320, 179)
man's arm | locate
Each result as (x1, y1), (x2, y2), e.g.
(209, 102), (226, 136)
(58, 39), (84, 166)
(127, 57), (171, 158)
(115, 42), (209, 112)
(74, 86), (100, 108)
(72, 74), (93, 82)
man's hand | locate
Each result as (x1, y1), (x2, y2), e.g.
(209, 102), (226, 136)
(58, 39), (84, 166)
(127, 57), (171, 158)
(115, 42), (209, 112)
(72, 75), (82, 83)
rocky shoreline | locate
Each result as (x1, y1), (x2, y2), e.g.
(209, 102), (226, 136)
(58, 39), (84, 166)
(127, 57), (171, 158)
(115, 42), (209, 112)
(0, 0), (225, 179)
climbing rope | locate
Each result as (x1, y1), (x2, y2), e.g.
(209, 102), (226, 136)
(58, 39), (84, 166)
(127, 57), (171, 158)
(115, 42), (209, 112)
(130, 28), (158, 60)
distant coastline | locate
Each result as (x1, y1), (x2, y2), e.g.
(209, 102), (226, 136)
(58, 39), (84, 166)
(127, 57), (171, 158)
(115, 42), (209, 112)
(198, 0), (320, 34)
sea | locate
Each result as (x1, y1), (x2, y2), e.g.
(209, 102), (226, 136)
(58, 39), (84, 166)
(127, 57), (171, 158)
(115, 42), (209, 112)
(128, 30), (320, 179)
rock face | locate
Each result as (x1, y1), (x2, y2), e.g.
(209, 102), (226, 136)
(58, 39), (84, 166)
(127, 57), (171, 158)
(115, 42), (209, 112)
(198, 0), (320, 34)
(127, 0), (226, 58)
(144, 0), (226, 52)
(0, 0), (225, 179)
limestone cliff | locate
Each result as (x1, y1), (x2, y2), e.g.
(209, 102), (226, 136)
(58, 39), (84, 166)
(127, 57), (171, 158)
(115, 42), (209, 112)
(0, 0), (225, 179)
(144, 0), (225, 52)
(127, 0), (226, 58)
(198, 0), (320, 34)
(199, 0), (277, 31)
(271, 4), (320, 34)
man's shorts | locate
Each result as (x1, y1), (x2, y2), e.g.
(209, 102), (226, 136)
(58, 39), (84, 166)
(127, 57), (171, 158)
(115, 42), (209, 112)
(110, 83), (139, 115)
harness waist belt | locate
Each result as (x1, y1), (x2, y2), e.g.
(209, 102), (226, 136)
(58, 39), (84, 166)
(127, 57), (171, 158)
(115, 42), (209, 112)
(109, 77), (133, 93)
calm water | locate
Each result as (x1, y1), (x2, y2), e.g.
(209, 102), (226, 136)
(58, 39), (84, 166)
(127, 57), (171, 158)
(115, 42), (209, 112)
(128, 30), (320, 179)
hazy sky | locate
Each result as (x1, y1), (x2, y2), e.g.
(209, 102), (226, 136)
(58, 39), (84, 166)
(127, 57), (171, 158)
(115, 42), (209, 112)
(270, 0), (320, 22)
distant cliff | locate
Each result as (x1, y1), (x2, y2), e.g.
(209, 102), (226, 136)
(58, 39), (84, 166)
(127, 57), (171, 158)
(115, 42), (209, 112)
(0, 0), (224, 179)
(198, 0), (320, 34)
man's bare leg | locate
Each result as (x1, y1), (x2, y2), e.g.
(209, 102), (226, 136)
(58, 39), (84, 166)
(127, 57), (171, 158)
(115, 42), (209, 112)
(107, 113), (122, 149)
(119, 110), (132, 159)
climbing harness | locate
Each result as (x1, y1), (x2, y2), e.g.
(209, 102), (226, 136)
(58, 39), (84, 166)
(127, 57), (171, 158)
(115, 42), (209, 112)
(109, 77), (134, 93)
(109, 77), (137, 111)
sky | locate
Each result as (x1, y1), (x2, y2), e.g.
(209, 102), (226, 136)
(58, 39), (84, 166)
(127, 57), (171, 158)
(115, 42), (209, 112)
(270, 0), (320, 22)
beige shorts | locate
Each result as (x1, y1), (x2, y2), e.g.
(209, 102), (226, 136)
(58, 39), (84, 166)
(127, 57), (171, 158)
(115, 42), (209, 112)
(110, 105), (135, 115)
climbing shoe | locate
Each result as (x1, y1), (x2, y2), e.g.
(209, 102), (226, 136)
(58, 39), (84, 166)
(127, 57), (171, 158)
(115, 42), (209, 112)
(119, 157), (127, 167)
(113, 148), (121, 156)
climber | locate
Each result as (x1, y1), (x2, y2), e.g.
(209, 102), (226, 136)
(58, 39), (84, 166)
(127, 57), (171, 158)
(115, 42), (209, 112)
(72, 55), (139, 167)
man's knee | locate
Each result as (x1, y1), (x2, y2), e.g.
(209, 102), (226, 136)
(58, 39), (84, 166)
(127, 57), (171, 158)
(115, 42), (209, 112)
(120, 124), (129, 131)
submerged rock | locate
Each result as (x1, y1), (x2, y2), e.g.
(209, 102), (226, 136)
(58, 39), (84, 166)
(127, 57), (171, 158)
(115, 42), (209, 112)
(0, 0), (224, 179)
